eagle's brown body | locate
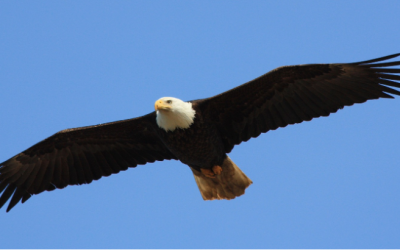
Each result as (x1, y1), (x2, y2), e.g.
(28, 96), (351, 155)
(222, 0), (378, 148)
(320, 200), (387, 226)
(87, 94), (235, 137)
(157, 104), (226, 171)
(1, 53), (400, 212)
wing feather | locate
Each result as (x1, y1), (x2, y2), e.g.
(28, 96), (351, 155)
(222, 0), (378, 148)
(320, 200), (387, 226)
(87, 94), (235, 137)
(21, 193), (31, 203)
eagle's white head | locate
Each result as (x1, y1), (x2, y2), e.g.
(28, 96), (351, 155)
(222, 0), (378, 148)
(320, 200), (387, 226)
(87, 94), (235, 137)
(154, 97), (196, 132)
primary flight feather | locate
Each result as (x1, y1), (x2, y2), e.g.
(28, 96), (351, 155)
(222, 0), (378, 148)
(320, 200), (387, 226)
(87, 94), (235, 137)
(1, 53), (400, 212)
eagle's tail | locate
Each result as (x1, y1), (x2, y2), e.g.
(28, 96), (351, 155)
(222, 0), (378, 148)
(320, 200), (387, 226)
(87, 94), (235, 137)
(190, 156), (252, 200)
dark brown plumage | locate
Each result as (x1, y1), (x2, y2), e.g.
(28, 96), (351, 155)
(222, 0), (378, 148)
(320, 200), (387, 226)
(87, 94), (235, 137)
(1, 53), (400, 212)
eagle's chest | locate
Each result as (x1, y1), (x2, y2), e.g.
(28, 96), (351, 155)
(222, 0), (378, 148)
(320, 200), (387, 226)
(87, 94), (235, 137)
(158, 121), (225, 168)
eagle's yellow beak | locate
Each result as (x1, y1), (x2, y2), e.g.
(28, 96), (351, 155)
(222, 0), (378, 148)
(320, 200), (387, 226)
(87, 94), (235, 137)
(155, 100), (172, 111)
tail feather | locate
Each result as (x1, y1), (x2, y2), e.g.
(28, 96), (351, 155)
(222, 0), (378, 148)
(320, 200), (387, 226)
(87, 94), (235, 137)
(190, 156), (252, 200)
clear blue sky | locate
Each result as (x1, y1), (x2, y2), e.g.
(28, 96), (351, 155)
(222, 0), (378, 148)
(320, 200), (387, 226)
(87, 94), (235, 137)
(1, 1), (400, 248)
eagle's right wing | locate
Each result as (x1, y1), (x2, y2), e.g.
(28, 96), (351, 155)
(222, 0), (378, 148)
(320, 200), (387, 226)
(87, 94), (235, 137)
(0, 112), (177, 212)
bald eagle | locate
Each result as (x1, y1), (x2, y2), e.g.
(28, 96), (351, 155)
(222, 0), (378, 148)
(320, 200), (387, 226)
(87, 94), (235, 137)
(1, 53), (400, 212)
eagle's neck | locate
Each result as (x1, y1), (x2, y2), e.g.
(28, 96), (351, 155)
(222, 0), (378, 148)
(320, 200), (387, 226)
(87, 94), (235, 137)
(156, 102), (196, 132)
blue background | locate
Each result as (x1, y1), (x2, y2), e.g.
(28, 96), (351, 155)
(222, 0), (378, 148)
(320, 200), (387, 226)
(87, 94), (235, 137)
(1, 1), (400, 248)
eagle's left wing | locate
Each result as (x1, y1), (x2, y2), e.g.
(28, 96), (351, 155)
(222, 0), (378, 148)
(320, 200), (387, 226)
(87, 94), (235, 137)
(195, 53), (400, 153)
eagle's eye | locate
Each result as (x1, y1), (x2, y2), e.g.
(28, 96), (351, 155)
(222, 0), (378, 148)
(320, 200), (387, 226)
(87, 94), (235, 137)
(166, 100), (172, 104)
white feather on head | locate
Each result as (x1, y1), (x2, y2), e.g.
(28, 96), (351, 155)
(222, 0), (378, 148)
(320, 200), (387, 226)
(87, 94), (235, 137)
(155, 97), (196, 132)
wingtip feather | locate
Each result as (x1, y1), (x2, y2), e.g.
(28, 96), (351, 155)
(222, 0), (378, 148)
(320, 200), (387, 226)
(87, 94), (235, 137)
(350, 53), (400, 65)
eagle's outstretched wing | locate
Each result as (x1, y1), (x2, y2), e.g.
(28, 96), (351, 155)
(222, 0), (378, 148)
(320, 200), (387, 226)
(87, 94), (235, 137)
(0, 112), (176, 212)
(197, 53), (400, 153)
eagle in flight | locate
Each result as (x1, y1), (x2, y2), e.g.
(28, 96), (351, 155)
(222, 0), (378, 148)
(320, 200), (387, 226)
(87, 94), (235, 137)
(1, 53), (400, 212)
